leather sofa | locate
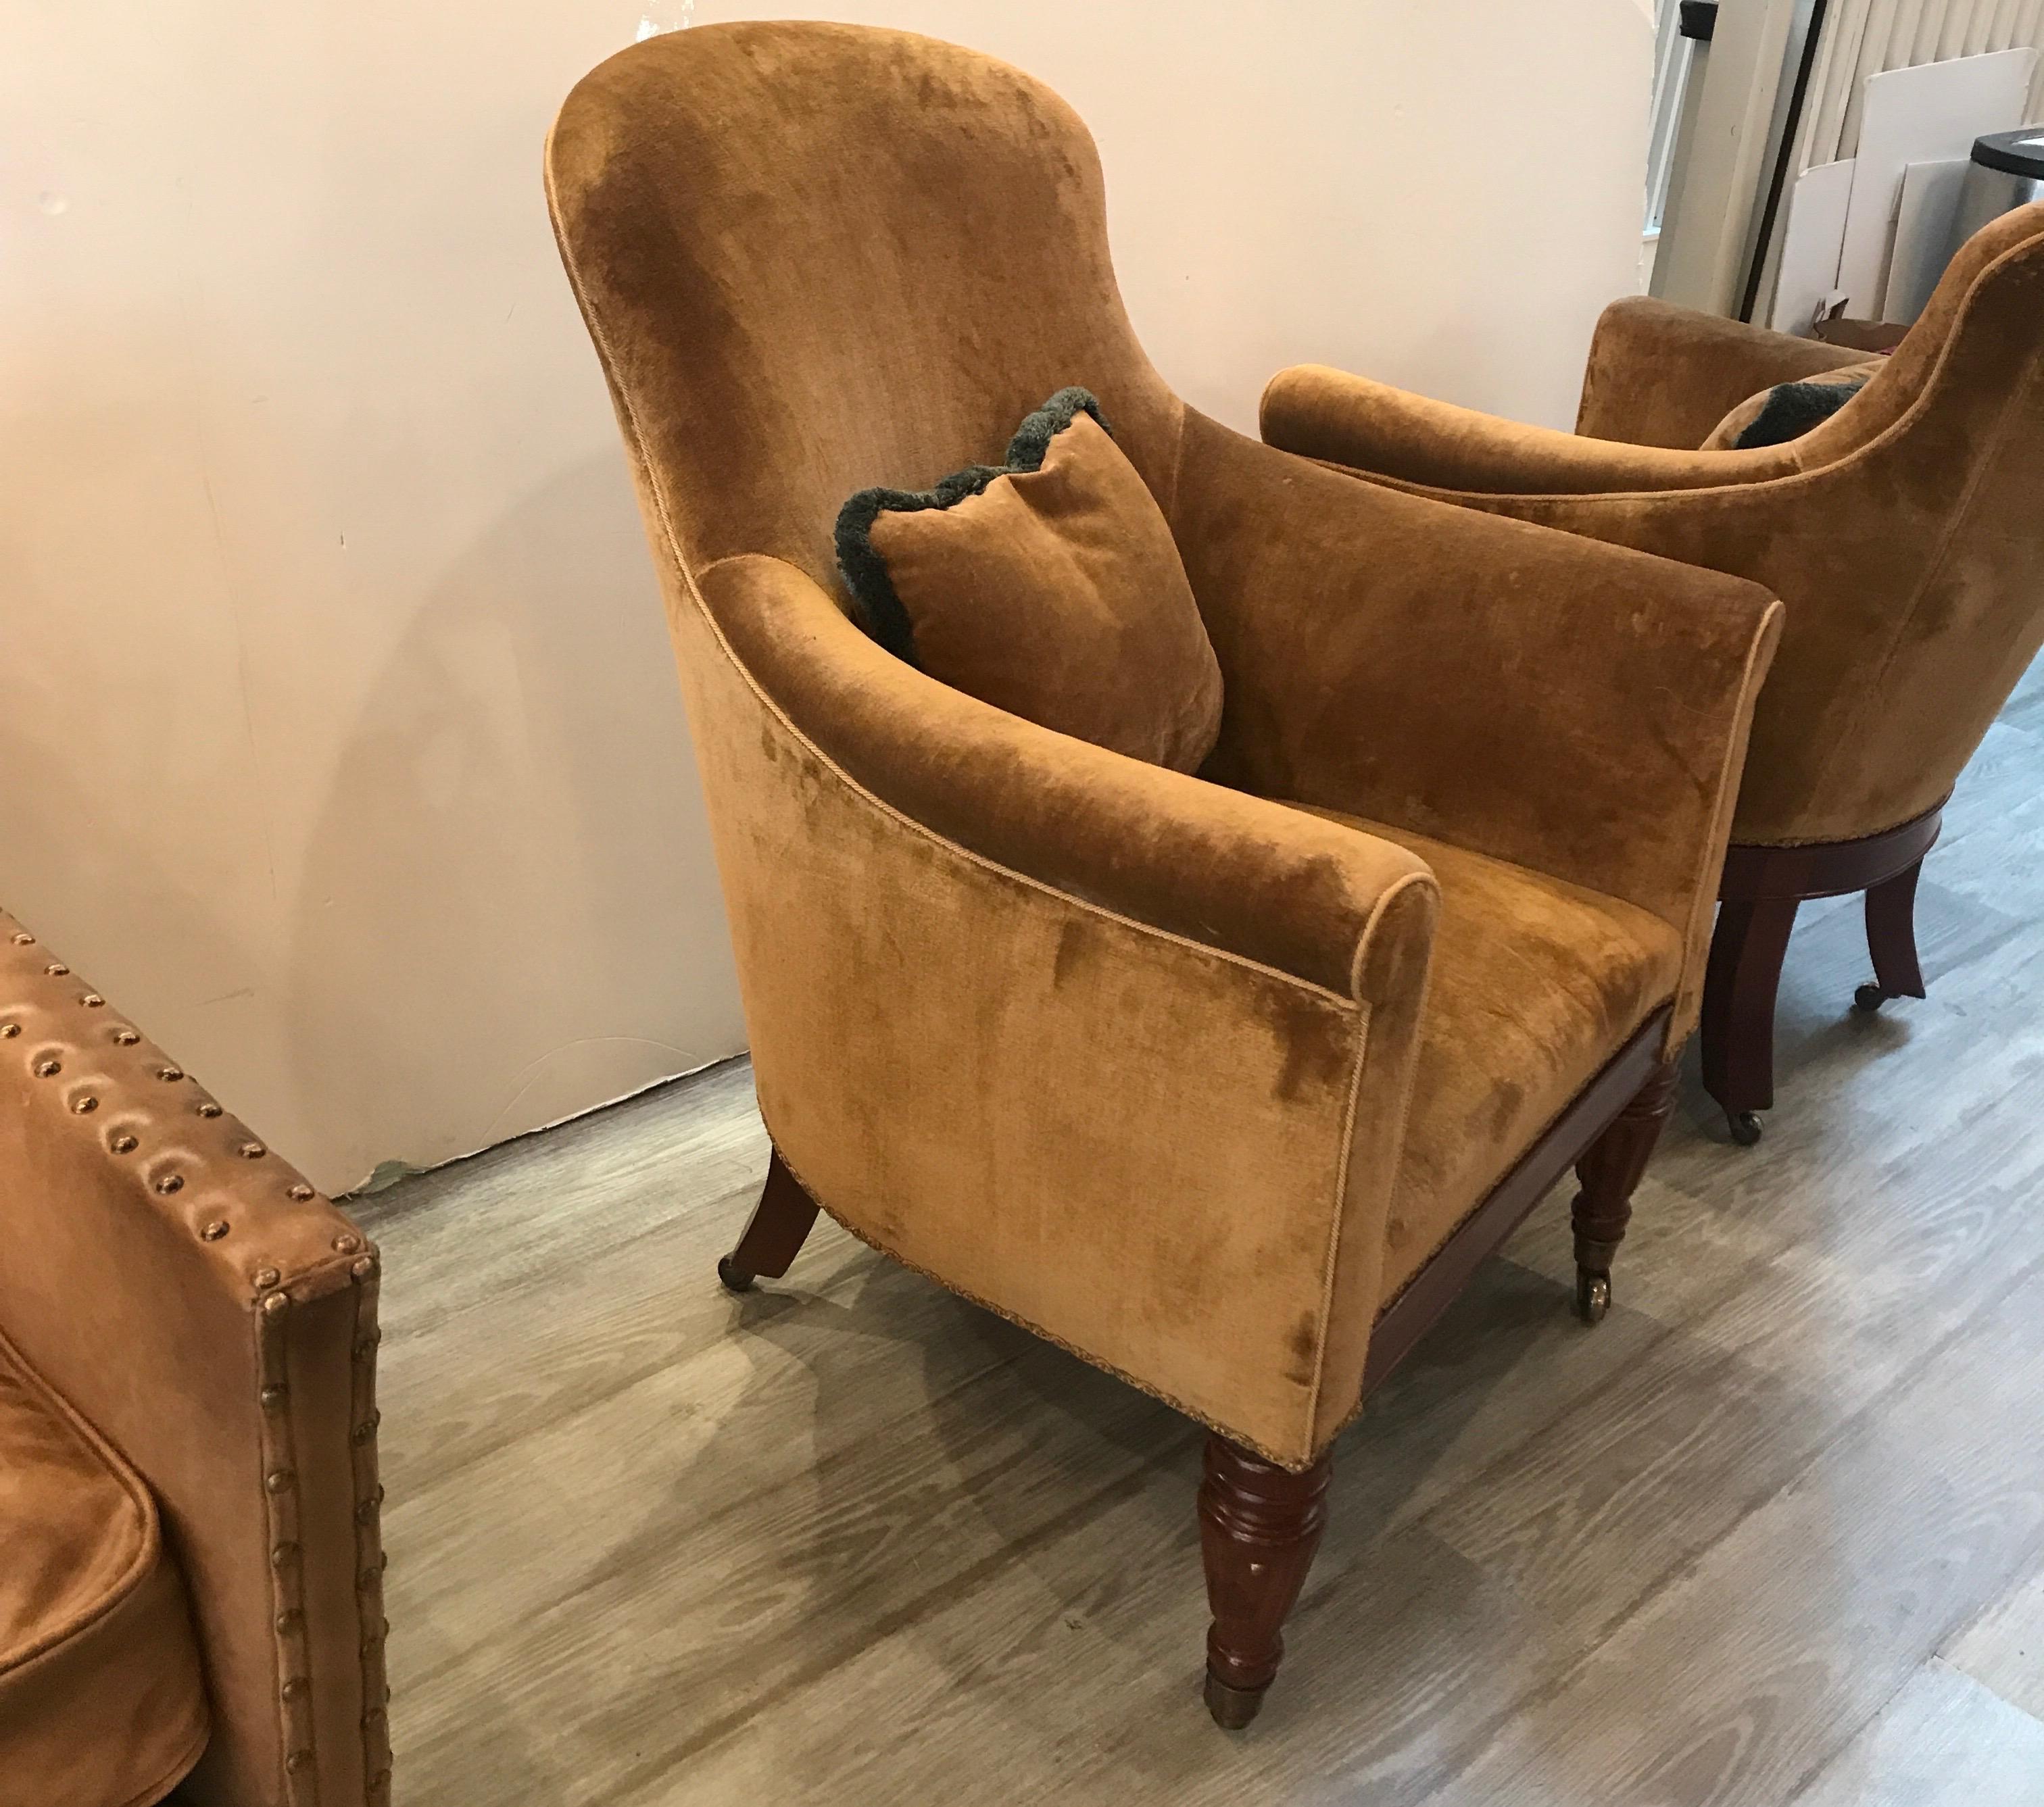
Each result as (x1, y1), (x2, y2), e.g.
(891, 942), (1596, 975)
(0, 908), (391, 1806)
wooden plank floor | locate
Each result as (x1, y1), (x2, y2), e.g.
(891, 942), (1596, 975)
(358, 664), (2044, 1805)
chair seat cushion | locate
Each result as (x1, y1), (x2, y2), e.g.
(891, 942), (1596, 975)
(1288, 808), (1682, 1304)
(0, 1327), (208, 1807)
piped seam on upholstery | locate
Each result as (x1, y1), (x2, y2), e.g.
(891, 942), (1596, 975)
(1302, 868), (1440, 1451)
(1800, 347), (2043, 818)
(765, 1139), (1320, 1472)
(694, 551), (1366, 1011)
(0, 1323), (162, 1670)
(108, 1712), (210, 1807)
(1669, 599), (1786, 1052)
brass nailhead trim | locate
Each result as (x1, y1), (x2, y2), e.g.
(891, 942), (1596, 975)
(81, 993), (103, 1007)
(197, 1101), (223, 1118)
(10, 932), (32, 944)
(288, 1183), (314, 1201)
(334, 1233), (361, 1254)
(260, 1385), (289, 1409)
(266, 1470), (295, 1494)
(71, 1095), (97, 1114)
(281, 1676), (308, 1701)
(255, 1266), (281, 1289)
(286, 1752), (312, 1775)
(0, 1024), (17, 1038)
(32, 1058), (59, 1077)
(153, 1173), (183, 1195)
(44, 962), (68, 976)
(157, 1065), (183, 1081)
(113, 1029), (139, 1045)
(261, 1292), (291, 1317)
(275, 1609), (303, 1634)
(201, 1219), (230, 1241)
(239, 1141), (266, 1158)
(270, 1542), (299, 1568)
(110, 1132), (138, 1154)
(351, 1256), (375, 1280)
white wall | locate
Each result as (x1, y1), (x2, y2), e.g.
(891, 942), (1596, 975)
(0, 3), (1649, 1193)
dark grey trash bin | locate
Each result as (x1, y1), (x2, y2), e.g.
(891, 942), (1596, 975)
(1947, 126), (2044, 262)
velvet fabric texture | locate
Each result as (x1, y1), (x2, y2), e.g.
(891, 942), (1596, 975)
(839, 390), (1223, 771)
(546, 22), (1780, 1466)
(0, 1327), (208, 1807)
(0, 912), (389, 1807)
(1262, 201), (2044, 849)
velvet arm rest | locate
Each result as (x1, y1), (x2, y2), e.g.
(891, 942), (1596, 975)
(696, 551), (1438, 1006)
(1259, 362), (1803, 495)
(683, 551), (1441, 1466)
(1576, 296), (1872, 448)
(0, 910), (387, 1807)
(1173, 415), (1783, 1045)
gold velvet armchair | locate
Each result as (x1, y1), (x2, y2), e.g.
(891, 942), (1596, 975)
(1264, 202), (2044, 1143)
(0, 908), (389, 1807)
(547, 22), (1781, 1726)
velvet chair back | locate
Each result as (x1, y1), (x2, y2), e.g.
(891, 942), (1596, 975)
(545, 22), (1184, 593)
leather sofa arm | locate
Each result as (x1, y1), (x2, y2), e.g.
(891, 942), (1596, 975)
(1172, 414), (1782, 1047)
(0, 914), (387, 1807)
(696, 552), (1439, 1007)
(1576, 295), (1871, 448)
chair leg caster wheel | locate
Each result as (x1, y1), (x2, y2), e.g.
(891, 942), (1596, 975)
(1728, 1111), (1763, 1147)
(716, 1255), (755, 1293)
(1204, 1673), (1265, 1730)
(1575, 1269), (1611, 1325)
(1853, 983), (1888, 1014)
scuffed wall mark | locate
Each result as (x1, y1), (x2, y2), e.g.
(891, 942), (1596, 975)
(195, 984), (258, 1009)
(482, 1032), (709, 1145)
(194, 463), (283, 906)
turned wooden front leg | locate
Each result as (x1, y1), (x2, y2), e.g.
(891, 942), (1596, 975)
(1198, 1435), (1332, 1729)
(1569, 1059), (1678, 1321)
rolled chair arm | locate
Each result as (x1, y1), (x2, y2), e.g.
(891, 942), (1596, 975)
(0, 914), (387, 1807)
(1576, 295), (1871, 448)
(696, 551), (1437, 1006)
(1260, 362), (1798, 495)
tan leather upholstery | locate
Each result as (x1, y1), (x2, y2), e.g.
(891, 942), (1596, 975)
(1262, 203), (2044, 850)
(0, 1326), (208, 1807)
(0, 909), (389, 1807)
(546, 22), (1780, 1468)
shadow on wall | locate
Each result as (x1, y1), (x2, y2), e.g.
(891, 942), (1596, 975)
(284, 452), (745, 1189)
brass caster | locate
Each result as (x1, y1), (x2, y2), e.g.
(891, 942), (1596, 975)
(716, 1255), (755, 1294)
(1853, 983), (1889, 1014)
(1204, 1672), (1265, 1730)
(1728, 1110), (1762, 1147)
(1575, 1268), (1611, 1325)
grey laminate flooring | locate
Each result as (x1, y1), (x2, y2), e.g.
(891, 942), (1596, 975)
(357, 664), (2044, 1806)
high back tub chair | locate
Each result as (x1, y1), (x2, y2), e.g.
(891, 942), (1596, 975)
(1264, 201), (2044, 1145)
(0, 908), (389, 1807)
(547, 22), (1782, 1727)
